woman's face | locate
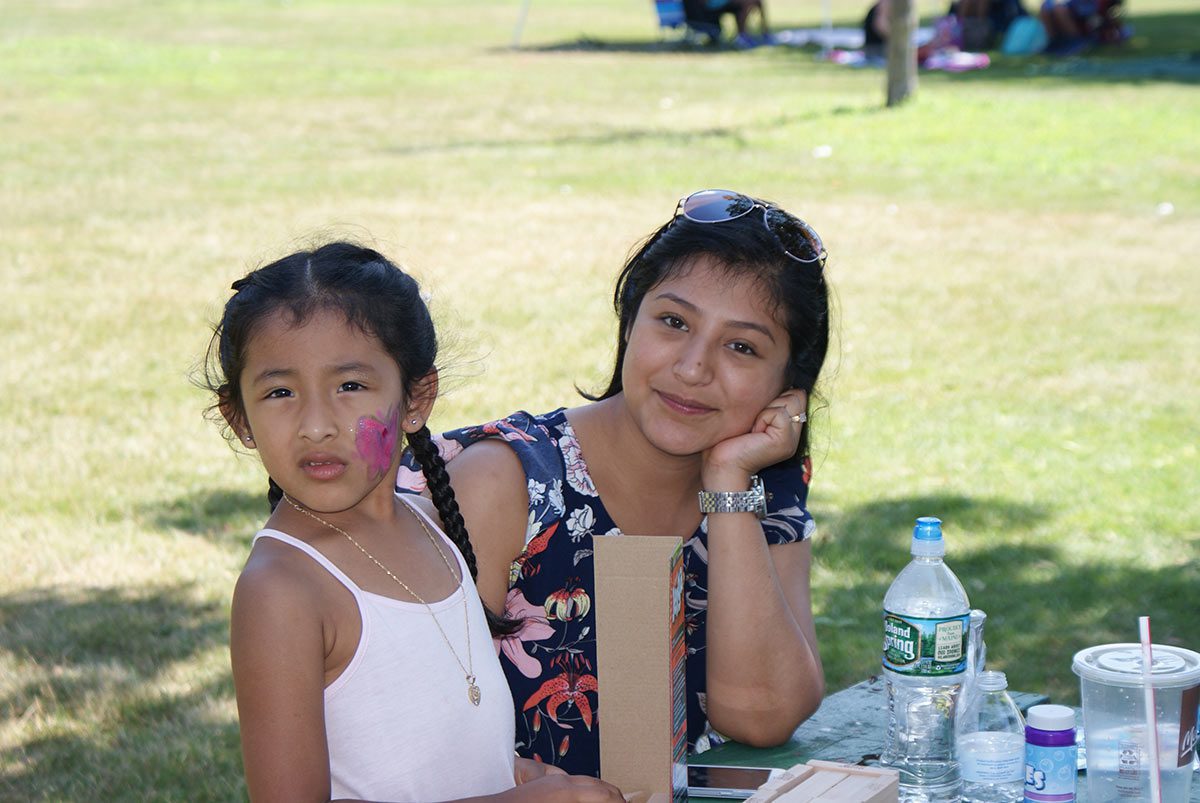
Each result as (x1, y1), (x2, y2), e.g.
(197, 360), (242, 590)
(620, 255), (791, 458)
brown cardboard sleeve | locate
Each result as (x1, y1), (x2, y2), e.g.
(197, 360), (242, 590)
(594, 535), (687, 801)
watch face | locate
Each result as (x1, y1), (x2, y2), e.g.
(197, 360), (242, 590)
(748, 475), (767, 518)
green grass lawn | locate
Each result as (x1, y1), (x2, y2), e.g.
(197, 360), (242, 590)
(1, 0), (1197, 797)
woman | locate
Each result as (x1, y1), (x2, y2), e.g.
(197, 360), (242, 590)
(399, 190), (832, 776)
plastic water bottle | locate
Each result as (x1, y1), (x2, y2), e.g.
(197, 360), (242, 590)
(880, 516), (970, 803)
(957, 670), (1026, 803)
(960, 608), (989, 709)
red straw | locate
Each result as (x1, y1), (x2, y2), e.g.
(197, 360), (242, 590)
(1139, 616), (1162, 803)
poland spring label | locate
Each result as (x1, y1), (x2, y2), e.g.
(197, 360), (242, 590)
(882, 611), (969, 676)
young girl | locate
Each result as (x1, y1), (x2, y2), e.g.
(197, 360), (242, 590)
(206, 242), (622, 802)
(399, 191), (832, 776)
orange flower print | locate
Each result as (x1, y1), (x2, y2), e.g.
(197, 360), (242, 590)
(523, 667), (599, 730)
(511, 521), (558, 583)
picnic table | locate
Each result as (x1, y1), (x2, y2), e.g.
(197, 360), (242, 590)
(691, 675), (1200, 802)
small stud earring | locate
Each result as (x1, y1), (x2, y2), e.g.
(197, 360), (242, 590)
(410, 419), (419, 426)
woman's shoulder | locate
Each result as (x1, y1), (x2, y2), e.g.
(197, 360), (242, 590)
(399, 409), (570, 494)
(443, 408), (568, 450)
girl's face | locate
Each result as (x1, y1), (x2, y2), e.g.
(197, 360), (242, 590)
(620, 255), (792, 457)
(230, 307), (431, 514)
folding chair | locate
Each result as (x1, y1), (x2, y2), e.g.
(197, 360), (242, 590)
(654, 0), (687, 28)
(655, 0), (732, 43)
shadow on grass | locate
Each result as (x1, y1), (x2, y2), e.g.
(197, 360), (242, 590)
(812, 493), (1199, 706)
(504, 36), (730, 54)
(0, 584), (244, 798)
(376, 102), (890, 157)
(149, 487), (265, 550)
(380, 123), (750, 156)
(517, 7), (1200, 85)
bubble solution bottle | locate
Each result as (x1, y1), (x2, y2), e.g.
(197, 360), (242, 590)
(957, 670), (1026, 803)
(880, 517), (970, 803)
(1024, 704), (1077, 803)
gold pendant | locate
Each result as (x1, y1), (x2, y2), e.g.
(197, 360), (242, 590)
(468, 681), (481, 706)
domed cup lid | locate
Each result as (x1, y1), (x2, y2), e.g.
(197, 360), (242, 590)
(1072, 643), (1200, 689)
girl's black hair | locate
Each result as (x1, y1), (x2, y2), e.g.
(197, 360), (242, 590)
(584, 198), (832, 465)
(205, 241), (515, 635)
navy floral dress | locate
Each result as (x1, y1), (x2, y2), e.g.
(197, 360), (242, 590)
(397, 408), (815, 777)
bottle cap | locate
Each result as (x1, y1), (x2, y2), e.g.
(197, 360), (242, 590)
(1026, 704), (1075, 731)
(976, 670), (1008, 691)
(910, 516), (945, 557)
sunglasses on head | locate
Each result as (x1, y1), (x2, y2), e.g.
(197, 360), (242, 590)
(676, 189), (827, 267)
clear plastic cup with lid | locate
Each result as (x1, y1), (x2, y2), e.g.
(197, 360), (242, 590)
(1072, 643), (1200, 802)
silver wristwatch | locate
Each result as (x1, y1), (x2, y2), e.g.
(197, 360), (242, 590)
(697, 475), (767, 519)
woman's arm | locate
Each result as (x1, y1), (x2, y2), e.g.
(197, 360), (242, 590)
(231, 551), (333, 802)
(699, 391), (825, 745)
(441, 439), (532, 613)
(703, 523), (824, 744)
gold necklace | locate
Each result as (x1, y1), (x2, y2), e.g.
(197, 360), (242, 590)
(283, 494), (481, 706)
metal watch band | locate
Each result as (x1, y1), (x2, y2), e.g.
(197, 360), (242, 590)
(697, 475), (767, 520)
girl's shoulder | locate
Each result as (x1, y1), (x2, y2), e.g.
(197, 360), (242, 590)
(230, 532), (363, 726)
(235, 531), (341, 619)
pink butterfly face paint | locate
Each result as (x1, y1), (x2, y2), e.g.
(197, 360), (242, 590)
(355, 405), (400, 479)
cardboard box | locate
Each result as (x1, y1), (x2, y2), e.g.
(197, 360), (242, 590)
(593, 535), (687, 802)
(746, 761), (899, 803)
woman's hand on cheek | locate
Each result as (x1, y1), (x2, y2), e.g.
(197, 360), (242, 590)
(701, 389), (807, 488)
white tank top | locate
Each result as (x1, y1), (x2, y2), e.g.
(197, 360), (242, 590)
(253, 498), (515, 802)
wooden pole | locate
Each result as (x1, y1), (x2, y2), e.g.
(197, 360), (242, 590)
(885, 0), (917, 107)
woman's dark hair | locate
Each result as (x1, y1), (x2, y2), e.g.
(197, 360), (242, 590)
(204, 241), (515, 635)
(585, 199), (831, 464)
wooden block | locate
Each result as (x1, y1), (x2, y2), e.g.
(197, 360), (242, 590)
(772, 769), (847, 802)
(806, 760), (899, 782)
(801, 763), (897, 796)
(808, 763), (898, 803)
(746, 761), (898, 803)
(745, 765), (815, 802)
(818, 774), (878, 801)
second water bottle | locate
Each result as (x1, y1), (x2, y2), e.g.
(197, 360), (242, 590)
(956, 670), (1026, 803)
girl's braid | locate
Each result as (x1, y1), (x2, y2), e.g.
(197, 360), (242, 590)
(407, 426), (518, 637)
(407, 426), (473, 575)
(267, 477), (284, 512)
